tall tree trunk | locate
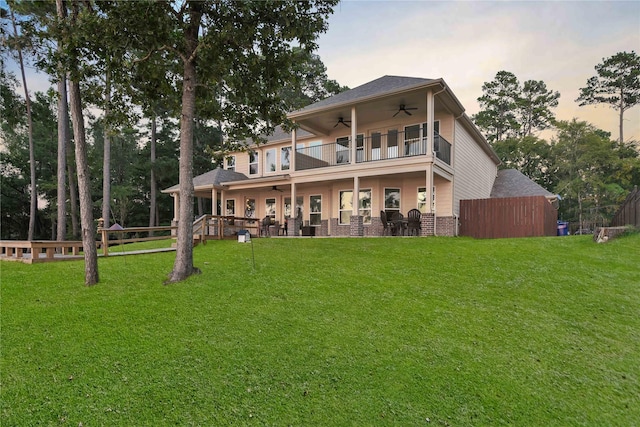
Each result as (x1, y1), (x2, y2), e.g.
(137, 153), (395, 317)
(10, 8), (37, 241)
(69, 78), (99, 285)
(68, 1), (98, 285)
(66, 134), (80, 239)
(619, 86), (624, 144)
(55, 0), (68, 242)
(102, 66), (112, 228)
(149, 116), (157, 233)
(167, 2), (202, 284)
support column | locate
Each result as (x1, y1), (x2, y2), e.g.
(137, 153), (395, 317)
(171, 193), (179, 237)
(350, 176), (363, 236)
(291, 127), (297, 171)
(288, 182), (299, 236)
(211, 188), (217, 215)
(350, 106), (357, 165)
(426, 89), (435, 155)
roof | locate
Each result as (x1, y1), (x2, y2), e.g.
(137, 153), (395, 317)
(162, 168), (248, 193)
(290, 75), (435, 115)
(491, 169), (555, 199)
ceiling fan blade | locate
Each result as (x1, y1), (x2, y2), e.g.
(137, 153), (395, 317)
(334, 122), (340, 128)
(393, 110), (400, 117)
(404, 110), (412, 116)
(407, 107), (418, 110)
(342, 122), (350, 128)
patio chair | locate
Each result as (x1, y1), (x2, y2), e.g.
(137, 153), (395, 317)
(390, 211), (406, 236)
(260, 216), (271, 237)
(380, 210), (391, 236)
(407, 208), (422, 236)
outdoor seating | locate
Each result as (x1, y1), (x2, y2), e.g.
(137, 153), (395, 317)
(260, 216), (271, 237)
(380, 210), (391, 236)
(407, 208), (421, 236)
(390, 212), (406, 236)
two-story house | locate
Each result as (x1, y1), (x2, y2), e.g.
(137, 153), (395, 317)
(163, 75), (501, 237)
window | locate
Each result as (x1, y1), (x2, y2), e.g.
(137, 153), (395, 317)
(226, 155), (235, 171)
(281, 147), (291, 170)
(249, 151), (259, 175)
(356, 134), (364, 162)
(371, 132), (381, 161)
(226, 199), (235, 216)
(285, 196), (303, 219)
(418, 187), (435, 213)
(387, 129), (398, 158)
(245, 198), (255, 218)
(309, 195), (322, 226)
(360, 189), (372, 224)
(265, 198), (276, 223)
(417, 187), (427, 213)
(336, 137), (350, 164)
(385, 188), (401, 217)
(339, 189), (372, 225)
(404, 121), (438, 156)
(266, 149), (276, 172)
(339, 191), (353, 225)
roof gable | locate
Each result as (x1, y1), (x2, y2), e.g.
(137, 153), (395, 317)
(162, 168), (248, 193)
(290, 75), (434, 115)
(491, 169), (555, 199)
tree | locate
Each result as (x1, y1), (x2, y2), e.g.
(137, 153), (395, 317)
(473, 71), (560, 143)
(109, 0), (339, 283)
(55, 0), (68, 241)
(8, 6), (37, 241)
(576, 51), (640, 144)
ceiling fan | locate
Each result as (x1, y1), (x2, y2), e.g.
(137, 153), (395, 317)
(334, 117), (351, 128)
(271, 185), (284, 192)
(393, 104), (418, 117)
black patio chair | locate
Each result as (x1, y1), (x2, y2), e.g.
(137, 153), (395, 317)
(390, 211), (406, 236)
(260, 216), (271, 237)
(380, 210), (391, 236)
(407, 208), (422, 236)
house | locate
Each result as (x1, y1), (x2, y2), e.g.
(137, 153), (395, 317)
(163, 75), (504, 237)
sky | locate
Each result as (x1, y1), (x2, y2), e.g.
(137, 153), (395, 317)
(314, 0), (640, 142)
(3, 0), (640, 142)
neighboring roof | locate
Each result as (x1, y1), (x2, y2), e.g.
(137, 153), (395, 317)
(290, 75), (435, 115)
(162, 168), (248, 193)
(491, 169), (555, 199)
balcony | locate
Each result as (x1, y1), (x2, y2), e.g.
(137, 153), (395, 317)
(295, 130), (451, 171)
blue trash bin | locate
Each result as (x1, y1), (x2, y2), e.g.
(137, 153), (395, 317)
(556, 221), (569, 236)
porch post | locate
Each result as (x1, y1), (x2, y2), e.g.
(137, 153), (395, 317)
(426, 88), (435, 155)
(422, 166), (435, 236)
(211, 188), (217, 215)
(289, 182), (299, 236)
(350, 176), (363, 236)
(350, 106), (357, 165)
(171, 193), (179, 237)
(291, 127), (297, 171)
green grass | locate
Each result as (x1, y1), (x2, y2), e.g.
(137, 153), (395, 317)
(2, 235), (639, 426)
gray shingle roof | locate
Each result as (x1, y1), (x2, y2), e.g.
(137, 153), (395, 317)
(162, 168), (248, 193)
(290, 75), (435, 115)
(491, 169), (555, 199)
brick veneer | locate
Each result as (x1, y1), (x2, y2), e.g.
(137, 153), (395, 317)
(420, 213), (434, 236)
(318, 219), (329, 237)
(287, 217), (301, 237)
(435, 216), (457, 236)
(350, 215), (364, 236)
(330, 218), (350, 236)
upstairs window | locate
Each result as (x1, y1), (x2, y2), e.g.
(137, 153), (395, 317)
(281, 147), (291, 170)
(226, 155), (235, 171)
(265, 149), (276, 173)
(249, 151), (259, 175)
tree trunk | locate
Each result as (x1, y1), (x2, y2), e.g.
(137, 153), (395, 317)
(619, 86), (624, 144)
(55, 0), (68, 242)
(102, 66), (112, 228)
(10, 8), (37, 241)
(149, 116), (157, 234)
(69, 77), (99, 285)
(167, 2), (202, 284)
(66, 134), (80, 239)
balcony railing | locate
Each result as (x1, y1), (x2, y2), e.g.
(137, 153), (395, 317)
(295, 130), (451, 171)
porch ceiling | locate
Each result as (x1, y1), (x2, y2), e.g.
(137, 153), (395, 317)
(292, 84), (462, 136)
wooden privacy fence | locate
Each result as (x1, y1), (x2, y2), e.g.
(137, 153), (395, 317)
(459, 196), (558, 239)
(611, 186), (639, 227)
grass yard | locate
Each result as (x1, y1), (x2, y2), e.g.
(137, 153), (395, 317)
(1, 234), (639, 426)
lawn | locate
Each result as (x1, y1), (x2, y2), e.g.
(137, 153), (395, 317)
(1, 234), (639, 426)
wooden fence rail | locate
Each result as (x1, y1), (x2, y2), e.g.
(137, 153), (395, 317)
(459, 196), (558, 239)
(611, 186), (640, 227)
